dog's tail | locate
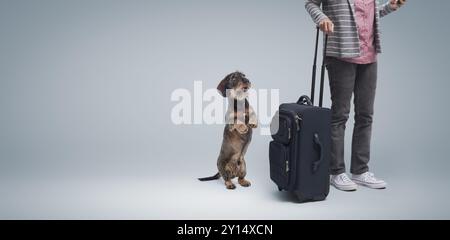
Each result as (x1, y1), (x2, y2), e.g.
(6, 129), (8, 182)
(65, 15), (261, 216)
(198, 173), (220, 182)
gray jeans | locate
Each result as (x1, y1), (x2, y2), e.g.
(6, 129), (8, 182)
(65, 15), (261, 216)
(325, 57), (378, 175)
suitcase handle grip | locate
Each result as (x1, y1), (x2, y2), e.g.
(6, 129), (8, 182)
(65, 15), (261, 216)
(297, 95), (313, 106)
(312, 133), (324, 173)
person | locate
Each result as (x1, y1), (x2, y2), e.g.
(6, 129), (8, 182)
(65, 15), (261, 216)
(305, 0), (406, 191)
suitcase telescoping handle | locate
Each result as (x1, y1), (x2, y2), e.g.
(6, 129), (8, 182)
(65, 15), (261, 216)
(318, 28), (328, 108)
(297, 27), (328, 108)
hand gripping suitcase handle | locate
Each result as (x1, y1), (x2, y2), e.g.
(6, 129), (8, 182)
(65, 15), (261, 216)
(312, 133), (324, 173)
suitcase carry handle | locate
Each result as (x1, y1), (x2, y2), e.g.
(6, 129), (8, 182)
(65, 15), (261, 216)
(297, 95), (313, 106)
(312, 133), (324, 173)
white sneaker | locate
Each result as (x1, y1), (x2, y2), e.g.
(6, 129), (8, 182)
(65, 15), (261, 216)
(351, 172), (387, 189)
(330, 173), (358, 191)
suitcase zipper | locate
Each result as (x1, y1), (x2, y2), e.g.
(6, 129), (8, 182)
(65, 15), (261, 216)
(277, 110), (302, 175)
(280, 110), (302, 132)
(295, 115), (302, 131)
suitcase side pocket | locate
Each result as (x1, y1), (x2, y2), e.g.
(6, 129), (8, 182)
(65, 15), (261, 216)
(269, 141), (291, 189)
(270, 113), (294, 145)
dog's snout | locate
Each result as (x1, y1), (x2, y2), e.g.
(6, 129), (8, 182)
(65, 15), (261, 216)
(242, 78), (251, 92)
(241, 84), (250, 93)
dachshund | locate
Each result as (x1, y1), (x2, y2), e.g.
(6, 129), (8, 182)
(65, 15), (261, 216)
(199, 71), (258, 190)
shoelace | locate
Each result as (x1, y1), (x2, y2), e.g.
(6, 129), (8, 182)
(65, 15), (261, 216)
(363, 172), (377, 182)
(340, 174), (352, 183)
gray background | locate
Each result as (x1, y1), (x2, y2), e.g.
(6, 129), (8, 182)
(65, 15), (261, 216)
(0, 0), (449, 219)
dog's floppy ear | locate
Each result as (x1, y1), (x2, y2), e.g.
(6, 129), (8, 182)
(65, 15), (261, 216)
(217, 74), (231, 97)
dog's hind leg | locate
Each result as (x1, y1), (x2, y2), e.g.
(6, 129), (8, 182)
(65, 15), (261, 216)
(223, 166), (237, 190)
(237, 157), (251, 187)
(222, 170), (236, 190)
(224, 180), (236, 190)
(238, 178), (251, 187)
(218, 157), (237, 190)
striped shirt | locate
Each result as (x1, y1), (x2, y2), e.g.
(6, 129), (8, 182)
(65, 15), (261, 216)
(305, 0), (396, 59)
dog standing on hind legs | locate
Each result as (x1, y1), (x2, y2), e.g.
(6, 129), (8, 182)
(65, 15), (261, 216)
(199, 71), (258, 190)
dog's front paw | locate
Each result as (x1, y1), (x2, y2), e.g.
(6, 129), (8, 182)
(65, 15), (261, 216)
(230, 124), (248, 134)
(236, 124), (249, 134)
(248, 117), (258, 129)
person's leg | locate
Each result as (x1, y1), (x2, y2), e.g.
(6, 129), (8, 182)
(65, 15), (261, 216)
(326, 58), (357, 175)
(351, 62), (377, 175)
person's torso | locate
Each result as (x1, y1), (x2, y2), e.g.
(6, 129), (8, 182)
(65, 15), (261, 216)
(323, 0), (379, 62)
(343, 0), (377, 63)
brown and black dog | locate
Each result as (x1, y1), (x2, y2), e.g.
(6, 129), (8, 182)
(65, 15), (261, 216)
(199, 71), (258, 190)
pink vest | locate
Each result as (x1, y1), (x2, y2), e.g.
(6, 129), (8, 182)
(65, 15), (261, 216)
(341, 0), (377, 64)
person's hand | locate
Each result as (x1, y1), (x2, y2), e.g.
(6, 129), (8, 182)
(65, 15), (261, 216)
(390, 0), (406, 10)
(319, 18), (334, 34)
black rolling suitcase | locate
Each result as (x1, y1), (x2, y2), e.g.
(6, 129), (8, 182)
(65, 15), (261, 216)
(269, 28), (331, 202)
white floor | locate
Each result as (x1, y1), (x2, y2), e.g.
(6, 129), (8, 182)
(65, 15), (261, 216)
(1, 173), (449, 220)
